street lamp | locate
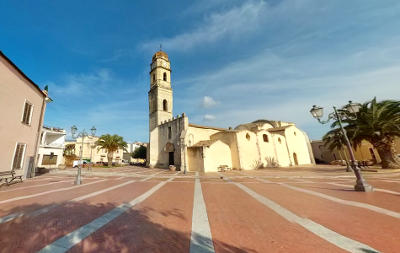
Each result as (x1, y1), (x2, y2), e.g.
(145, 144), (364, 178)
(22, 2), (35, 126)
(70, 125), (96, 185)
(310, 101), (373, 192)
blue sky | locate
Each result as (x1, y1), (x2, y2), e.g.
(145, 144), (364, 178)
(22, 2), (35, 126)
(1, 0), (400, 142)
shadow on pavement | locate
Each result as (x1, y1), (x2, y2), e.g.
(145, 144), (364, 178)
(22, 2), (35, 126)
(0, 201), (256, 253)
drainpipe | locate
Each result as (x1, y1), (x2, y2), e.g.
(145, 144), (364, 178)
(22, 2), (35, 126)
(31, 93), (47, 178)
(271, 134), (279, 166)
(255, 131), (262, 166)
(234, 132), (243, 169)
(284, 136), (293, 166)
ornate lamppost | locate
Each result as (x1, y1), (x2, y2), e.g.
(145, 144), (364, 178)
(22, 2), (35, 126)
(70, 125), (97, 185)
(310, 101), (373, 192)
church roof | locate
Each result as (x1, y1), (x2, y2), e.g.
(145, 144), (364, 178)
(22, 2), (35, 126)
(191, 140), (218, 147)
(251, 119), (282, 128)
(189, 123), (230, 132)
(152, 51), (169, 61)
(267, 125), (292, 132)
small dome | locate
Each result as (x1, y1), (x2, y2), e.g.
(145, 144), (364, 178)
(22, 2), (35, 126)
(152, 51), (169, 61)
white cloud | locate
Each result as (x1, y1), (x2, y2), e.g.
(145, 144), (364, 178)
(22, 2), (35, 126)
(49, 68), (112, 96)
(176, 41), (400, 140)
(141, 0), (266, 51)
(203, 114), (216, 121)
(202, 96), (217, 108)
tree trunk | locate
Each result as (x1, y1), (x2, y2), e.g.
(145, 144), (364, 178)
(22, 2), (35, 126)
(376, 146), (400, 169)
(107, 152), (113, 167)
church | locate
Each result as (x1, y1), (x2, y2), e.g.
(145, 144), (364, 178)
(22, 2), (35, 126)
(147, 51), (315, 172)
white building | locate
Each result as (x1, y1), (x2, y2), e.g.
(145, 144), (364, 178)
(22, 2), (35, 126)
(37, 126), (66, 168)
(66, 136), (125, 164)
(123, 142), (148, 163)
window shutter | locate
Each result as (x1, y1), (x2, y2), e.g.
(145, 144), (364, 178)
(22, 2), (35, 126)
(12, 143), (25, 170)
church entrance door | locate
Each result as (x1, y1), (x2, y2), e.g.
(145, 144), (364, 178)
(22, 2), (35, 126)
(169, 152), (174, 165)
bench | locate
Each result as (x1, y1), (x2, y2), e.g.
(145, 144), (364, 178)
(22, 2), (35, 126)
(217, 165), (231, 172)
(0, 170), (23, 186)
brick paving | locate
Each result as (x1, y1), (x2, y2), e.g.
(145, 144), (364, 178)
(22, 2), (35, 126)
(0, 166), (400, 252)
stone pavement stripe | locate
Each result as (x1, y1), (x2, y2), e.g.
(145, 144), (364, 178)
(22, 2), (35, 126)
(328, 182), (400, 196)
(139, 170), (170, 181)
(0, 179), (74, 194)
(279, 182), (400, 219)
(0, 180), (72, 193)
(0, 179), (106, 205)
(38, 177), (176, 253)
(71, 180), (136, 202)
(380, 180), (400, 183)
(224, 178), (379, 253)
(190, 172), (215, 253)
(238, 171), (400, 219)
(0, 171), (165, 224)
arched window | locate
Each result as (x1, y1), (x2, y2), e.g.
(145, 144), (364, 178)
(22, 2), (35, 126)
(263, 134), (269, 142)
(153, 74), (156, 82)
(163, 72), (167, 81)
(246, 133), (250, 140)
(278, 138), (282, 144)
(163, 99), (168, 111)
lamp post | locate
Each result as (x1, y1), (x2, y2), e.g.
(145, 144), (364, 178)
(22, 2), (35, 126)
(70, 125), (97, 185)
(310, 101), (373, 192)
(89, 143), (96, 171)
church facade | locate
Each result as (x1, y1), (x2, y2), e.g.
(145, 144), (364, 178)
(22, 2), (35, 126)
(147, 51), (315, 172)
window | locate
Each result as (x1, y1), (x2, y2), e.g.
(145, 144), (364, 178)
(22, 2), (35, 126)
(278, 138), (282, 144)
(263, 134), (269, 142)
(168, 126), (172, 139)
(12, 143), (26, 170)
(42, 154), (57, 165)
(163, 72), (167, 81)
(246, 133), (250, 140)
(22, 101), (33, 125)
(294, 131), (297, 136)
(153, 74), (156, 82)
(163, 99), (168, 111)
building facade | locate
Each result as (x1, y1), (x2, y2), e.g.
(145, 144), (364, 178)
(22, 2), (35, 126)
(37, 126), (66, 168)
(147, 51), (315, 172)
(123, 142), (148, 163)
(0, 51), (50, 178)
(312, 139), (400, 165)
(66, 136), (125, 164)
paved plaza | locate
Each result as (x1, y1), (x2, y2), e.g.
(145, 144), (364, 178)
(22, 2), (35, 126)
(1, 166), (400, 252)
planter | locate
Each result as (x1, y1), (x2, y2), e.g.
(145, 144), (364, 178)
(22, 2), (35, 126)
(169, 165), (176, 171)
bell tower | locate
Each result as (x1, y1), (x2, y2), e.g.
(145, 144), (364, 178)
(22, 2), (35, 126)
(148, 50), (173, 131)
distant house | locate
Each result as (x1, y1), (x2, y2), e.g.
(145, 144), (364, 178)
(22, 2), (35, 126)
(123, 142), (148, 163)
(0, 51), (51, 178)
(311, 139), (400, 164)
(66, 136), (125, 164)
(37, 126), (66, 168)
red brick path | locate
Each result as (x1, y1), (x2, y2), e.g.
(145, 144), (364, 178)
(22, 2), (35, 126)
(0, 167), (399, 252)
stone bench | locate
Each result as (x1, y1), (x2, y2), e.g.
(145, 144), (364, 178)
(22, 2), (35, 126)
(0, 170), (23, 186)
(218, 165), (231, 172)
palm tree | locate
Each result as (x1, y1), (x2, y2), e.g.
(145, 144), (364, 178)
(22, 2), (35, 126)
(63, 144), (75, 156)
(323, 128), (351, 171)
(333, 98), (400, 169)
(96, 134), (127, 167)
